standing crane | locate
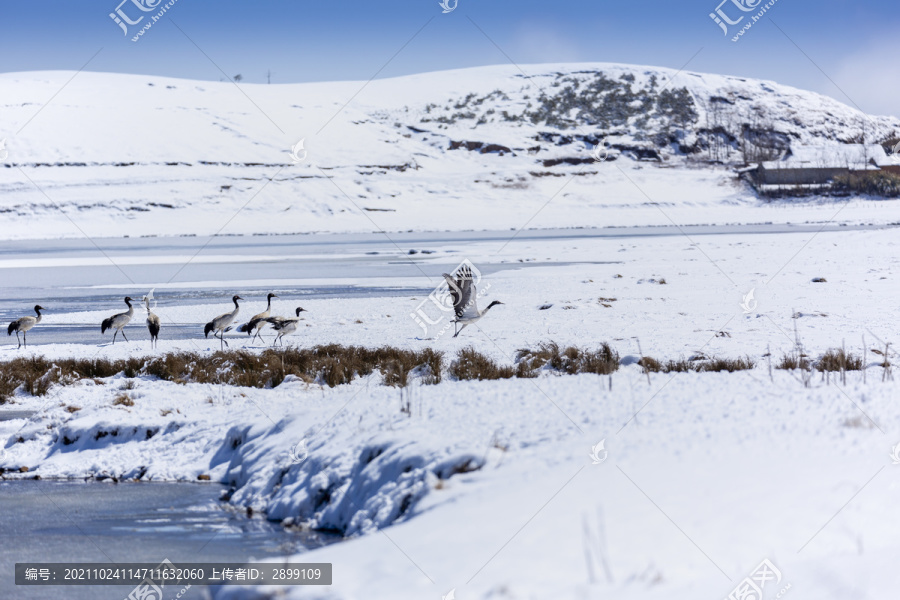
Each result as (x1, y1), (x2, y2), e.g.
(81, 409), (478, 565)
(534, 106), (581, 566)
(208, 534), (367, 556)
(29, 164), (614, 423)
(101, 297), (134, 344)
(204, 295), (242, 350)
(238, 292), (278, 343)
(442, 266), (503, 338)
(265, 307), (307, 347)
(8, 305), (45, 349)
(143, 295), (160, 349)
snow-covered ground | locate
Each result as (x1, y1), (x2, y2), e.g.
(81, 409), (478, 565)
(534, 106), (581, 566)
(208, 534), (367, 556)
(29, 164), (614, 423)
(1, 225), (898, 598)
(5, 224), (897, 360)
(2, 362), (898, 599)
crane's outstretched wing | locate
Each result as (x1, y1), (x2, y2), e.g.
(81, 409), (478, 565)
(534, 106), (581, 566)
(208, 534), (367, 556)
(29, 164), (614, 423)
(264, 316), (292, 330)
(442, 265), (477, 319)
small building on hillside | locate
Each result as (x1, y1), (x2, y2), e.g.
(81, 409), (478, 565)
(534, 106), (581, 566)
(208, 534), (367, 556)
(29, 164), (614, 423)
(756, 144), (900, 186)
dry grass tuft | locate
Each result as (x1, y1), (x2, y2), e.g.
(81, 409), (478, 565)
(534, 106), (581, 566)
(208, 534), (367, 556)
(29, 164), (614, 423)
(661, 358), (694, 372)
(516, 342), (619, 377)
(0, 340), (872, 399)
(637, 356), (662, 372)
(0, 346), (447, 402)
(842, 415), (878, 429)
(817, 348), (863, 372)
(450, 348), (516, 381)
(694, 356), (756, 372)
(112, 393), (134, 407)
(777, 354), (811, 371)
(639, 355), (751, 373)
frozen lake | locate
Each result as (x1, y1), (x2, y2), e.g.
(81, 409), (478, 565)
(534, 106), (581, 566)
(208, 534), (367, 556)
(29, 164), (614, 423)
(0, 481), (336, 600)
(0, 223), (890, 347)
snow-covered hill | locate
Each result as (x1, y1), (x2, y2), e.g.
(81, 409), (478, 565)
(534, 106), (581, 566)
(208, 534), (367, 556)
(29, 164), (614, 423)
(2, 63), (899, 240)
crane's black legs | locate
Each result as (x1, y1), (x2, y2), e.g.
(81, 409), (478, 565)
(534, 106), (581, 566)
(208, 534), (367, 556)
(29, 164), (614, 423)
(215, 331), (228, 349)
(252, 328), (267, 344)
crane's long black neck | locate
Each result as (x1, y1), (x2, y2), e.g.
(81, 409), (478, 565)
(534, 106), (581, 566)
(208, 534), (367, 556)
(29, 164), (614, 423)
(484, 300), (502, 312)
(34, 306), (43, 323)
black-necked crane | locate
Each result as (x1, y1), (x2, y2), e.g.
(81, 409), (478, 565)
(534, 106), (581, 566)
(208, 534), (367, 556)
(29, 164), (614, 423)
(101, 297), (134, 344)
(238, 292), (278, 343)
(8, 305), (45, 349)
(265, 307), (307, 347)
(204, 295), (242, 350)
(442, 265), (503, 338)
(143, 296), (160, 349)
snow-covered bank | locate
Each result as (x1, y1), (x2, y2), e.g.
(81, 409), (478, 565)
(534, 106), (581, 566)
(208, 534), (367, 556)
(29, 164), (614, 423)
(1, 367), (897, 599)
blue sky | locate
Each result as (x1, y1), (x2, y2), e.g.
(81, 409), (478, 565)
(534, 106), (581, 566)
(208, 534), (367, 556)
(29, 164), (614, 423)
(1, 0), (898, 115)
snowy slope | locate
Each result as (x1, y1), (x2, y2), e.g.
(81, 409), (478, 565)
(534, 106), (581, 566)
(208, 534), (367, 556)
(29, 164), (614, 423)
(2, 367), (898, 600)
(2, 63), (900, 240)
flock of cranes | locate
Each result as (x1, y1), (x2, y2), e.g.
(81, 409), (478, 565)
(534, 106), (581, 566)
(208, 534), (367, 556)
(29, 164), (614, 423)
(5, 268), (502, 349)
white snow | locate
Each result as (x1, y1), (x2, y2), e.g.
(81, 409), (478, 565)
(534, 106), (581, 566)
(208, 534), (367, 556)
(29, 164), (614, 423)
(761, 144), (894, 170)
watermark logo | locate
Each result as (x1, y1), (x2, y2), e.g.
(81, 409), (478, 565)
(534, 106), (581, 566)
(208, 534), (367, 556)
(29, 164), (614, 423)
(710, 0), (778, 41)
(290, 139), (308, 164)
(110, 0), (161, 35)
(726, 558), (789, 600)
(289, 439), (308, 464)
(442, 589), (456, 600)
(126, 558), (182, 600)
(589, 440), (608, 465)
(590, 143), (609, 163)
(709, 0), (760, 34)
(111, 0), (181, 42)
(0, 139), (8, 161)
(740, 288), (757, 314)
(890, 443), (900, 465)
(439, 0), (458, 13)
(410, 259), (489, 338)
